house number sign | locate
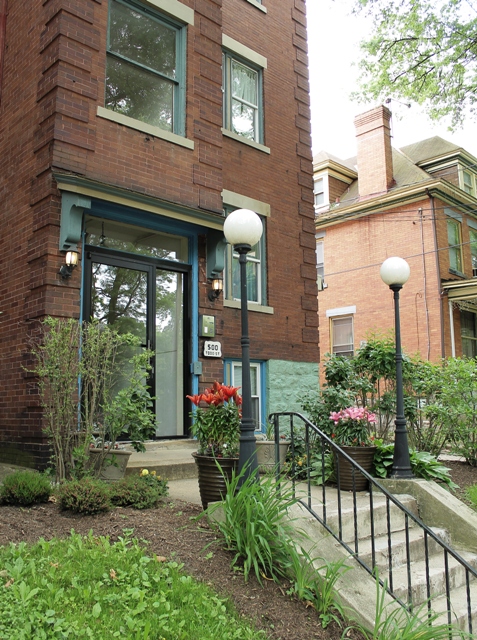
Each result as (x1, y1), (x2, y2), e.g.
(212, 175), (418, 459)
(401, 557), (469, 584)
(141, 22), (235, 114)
(203, 341), (222, 358)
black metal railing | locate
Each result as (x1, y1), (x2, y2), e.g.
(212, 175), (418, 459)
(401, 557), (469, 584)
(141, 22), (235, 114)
(268, 411), (477, 635)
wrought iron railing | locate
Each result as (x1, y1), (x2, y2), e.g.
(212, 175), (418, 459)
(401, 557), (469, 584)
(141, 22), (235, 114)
(268, 411), (477, 635)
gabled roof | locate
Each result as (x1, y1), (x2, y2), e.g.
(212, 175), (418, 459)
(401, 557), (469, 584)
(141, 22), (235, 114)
(400, 136), (463, 165)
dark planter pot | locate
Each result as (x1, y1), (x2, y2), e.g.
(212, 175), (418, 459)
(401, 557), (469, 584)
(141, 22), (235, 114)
(192, 452), (238, 510)
(255, 440), (290, 473)
(88, 448), (132, 482)
(334, 445), (376, 492)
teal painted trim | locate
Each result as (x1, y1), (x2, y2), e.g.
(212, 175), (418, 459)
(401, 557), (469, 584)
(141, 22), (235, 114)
(468, 218), (477, 231)
(207, 230), (227, 278)
(59, 193), (91, 251)
(53, 173), (224, 229)
(267, 360), (319, 416)
(445, 207), (463, 222)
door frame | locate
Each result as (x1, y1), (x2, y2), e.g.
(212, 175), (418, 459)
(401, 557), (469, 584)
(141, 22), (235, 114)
(83, 245), (192, 438)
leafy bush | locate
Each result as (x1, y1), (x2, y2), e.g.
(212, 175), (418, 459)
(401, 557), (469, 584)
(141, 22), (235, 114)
(111, 470), (168, 509)
(0, 470), (51, 506)
(56, 477), (111, 514)
(372, 440), (457, 490)
(466, 484), (477, 510)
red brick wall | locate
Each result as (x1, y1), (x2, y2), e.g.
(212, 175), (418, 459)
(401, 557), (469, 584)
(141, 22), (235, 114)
(0, 0), (317, 463)
(318, 199), (443, 368)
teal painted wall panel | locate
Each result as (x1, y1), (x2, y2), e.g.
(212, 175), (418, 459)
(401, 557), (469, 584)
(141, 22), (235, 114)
(266, 360), (319, 418)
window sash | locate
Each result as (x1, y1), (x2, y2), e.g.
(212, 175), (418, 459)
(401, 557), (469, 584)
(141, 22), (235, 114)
(106, 0), (184, 134)
(463, 171), (474, 195)
(231, 362), (261, 430)
(331, 316), (354, 357)
(224, 210), (266, 304)
(223, 52), (262, 143)
(447, 218), (463, 272)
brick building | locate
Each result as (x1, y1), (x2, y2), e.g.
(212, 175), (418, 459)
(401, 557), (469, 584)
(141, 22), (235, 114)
(0, 0), (319, 467)
(314, 105), (477, 367)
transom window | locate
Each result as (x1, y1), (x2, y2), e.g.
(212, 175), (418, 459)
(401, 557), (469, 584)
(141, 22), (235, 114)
(106, 0), (185, 135)
(223, 51), (262, 143)
(447, 217), (463, 273)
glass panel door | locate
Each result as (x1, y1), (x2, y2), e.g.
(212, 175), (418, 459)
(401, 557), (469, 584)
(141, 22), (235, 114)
(84, 249), (189, 438)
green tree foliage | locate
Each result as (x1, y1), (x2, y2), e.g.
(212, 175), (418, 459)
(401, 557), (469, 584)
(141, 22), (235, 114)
(352, 0), (477, 128)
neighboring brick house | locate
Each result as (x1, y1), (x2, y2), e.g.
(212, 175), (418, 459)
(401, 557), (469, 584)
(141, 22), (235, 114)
(314, 105), (477, 368)
(0, 0), (318, 468)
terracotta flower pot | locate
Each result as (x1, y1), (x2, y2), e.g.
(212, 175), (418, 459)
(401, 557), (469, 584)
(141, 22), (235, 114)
(334, 445), (376, 491)
(192, 452), (238, 510)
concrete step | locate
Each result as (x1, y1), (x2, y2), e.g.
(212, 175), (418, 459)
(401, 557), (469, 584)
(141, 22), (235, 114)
(125, 439), (198, 481)
(431, 581), (477, 632)
(390, 549), (477, 607)
(316, 492), (420, 544)
(359, 526), (450, 570)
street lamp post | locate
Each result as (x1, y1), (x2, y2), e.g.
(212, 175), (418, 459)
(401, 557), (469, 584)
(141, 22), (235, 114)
(223, 209), (263, 481)
(380, 257), (414, 479)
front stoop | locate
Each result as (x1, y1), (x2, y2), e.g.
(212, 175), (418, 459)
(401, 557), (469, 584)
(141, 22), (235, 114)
(290, 483), (477, 634)
(125, 440), (198, 480)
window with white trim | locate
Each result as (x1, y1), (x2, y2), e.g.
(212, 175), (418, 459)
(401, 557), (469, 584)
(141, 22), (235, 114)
(462, 170), (476, 196)
(223, 51), (263, 143)
(331, 316), (354, 357)
(229, 361), (262, 430)
(314, 178), (324, 207)
(447, 217), (463, 273)
(224, 208), (267, 305)
(106, 0), (186, 135)
(316, 239), (324, 290)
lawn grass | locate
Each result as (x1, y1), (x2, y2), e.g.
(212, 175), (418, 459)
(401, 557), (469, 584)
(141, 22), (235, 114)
(0, 530), (267, 639)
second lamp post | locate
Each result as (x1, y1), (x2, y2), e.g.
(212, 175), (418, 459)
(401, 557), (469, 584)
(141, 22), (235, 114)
(223, 208), (263, 481)
(380, 257), (414, 479)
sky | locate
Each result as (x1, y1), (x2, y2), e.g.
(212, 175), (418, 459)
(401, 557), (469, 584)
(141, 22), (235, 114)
(306, 0), (477, 161)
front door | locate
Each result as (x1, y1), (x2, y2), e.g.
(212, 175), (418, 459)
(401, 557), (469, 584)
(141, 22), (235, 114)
(83, 248), (190, 438)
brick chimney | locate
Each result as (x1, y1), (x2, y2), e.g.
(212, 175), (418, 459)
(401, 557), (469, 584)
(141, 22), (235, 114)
(355, 105), (394, 198)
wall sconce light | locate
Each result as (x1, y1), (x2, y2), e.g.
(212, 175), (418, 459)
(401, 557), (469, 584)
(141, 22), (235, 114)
(59, 250), (79, 279)
(208, 277), (223, 301)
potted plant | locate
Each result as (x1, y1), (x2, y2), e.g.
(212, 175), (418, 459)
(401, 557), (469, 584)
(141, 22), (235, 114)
(329, 406), (377, 491)
(255, 421), (290, 473)
(187, 382), (241, 509)
(86, 343), (156, 482)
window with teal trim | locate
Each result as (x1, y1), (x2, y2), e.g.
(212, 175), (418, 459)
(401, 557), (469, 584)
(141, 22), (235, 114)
(106, 0), (186, 135)
(225, 360), (265, 431)
(223, 51), (263, 143)
(224, 207), (267, 305)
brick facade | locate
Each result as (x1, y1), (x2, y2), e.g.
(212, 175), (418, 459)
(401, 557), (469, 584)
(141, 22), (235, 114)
(0, 0), (318, 467)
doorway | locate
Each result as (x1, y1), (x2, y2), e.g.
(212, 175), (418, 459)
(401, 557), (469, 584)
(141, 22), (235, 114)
(83, 247), (190, 438)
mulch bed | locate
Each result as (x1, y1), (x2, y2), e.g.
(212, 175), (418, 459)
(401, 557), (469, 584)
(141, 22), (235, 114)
(0, 460), (475, 640)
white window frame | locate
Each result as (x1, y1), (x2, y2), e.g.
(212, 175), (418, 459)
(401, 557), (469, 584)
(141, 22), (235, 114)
(316, 238), (325, 290)
(229, 361), (262, 431)
(462, 169), (476, 196)
(446, 214), (463, 274)
(313, 172), (329, 212)
(326, 306), (356, 358)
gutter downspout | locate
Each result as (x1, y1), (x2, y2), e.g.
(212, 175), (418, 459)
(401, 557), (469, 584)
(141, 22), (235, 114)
(428, 191), (446, 358)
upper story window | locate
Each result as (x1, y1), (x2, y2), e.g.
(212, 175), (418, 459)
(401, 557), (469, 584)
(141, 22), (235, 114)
(223, 51), (263, 144)
(316, 239), (324, 290)
(224, 208), (267, 305)
(314, 178), (324, 207)
(470, 228), (477, 278)
(447, 216), (463, 274)
(462, 169), (476, 196)
(106, 0), (186, 136)
(331, 316), (354, 358)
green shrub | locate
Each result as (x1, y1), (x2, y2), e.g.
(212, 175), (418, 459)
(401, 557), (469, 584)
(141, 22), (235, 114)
(0, 470), (51, 506)
(466, 484), (477, 509)
(56, 477), (111, 514)
(111, 471), (168, 509)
